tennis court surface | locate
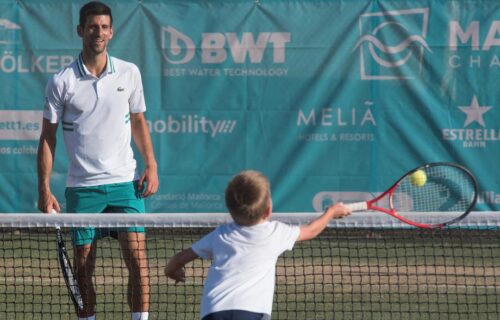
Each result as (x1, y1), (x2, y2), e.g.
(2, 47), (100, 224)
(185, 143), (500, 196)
(1, 213), (499, 319)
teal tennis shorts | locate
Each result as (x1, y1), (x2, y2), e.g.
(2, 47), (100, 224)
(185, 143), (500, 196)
(65, 181), (146, 246)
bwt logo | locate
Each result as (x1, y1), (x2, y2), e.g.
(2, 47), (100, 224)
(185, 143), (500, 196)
(352, 8), (432, 80)
(161, 26), (290, 64)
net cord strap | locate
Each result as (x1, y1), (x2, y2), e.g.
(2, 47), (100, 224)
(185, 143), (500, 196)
(0, 212), (496, 228)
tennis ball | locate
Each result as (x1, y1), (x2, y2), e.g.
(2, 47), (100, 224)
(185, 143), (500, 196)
(410, 170), (427, 187)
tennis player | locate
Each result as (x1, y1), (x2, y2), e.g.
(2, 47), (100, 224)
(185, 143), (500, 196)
(36, 2), (158, 320)
(165, 170), (351, 320)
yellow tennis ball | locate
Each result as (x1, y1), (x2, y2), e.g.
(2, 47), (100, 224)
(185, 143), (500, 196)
(410, 169), (427, 187)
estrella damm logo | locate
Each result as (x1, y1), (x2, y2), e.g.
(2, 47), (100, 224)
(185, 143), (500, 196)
(352, 8), (432, 81)
(442, 95), (499, 148)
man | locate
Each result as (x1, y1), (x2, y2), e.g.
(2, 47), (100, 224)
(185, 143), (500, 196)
(37, 2), (158, 319)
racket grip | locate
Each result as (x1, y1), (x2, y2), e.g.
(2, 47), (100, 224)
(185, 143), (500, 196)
(345, 202), (368, 212)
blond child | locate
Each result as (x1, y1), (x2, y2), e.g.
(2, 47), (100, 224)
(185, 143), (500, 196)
(165, 170), (351, 320)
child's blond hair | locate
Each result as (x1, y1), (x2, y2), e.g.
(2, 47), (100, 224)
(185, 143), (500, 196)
(225, 170), (271, 226)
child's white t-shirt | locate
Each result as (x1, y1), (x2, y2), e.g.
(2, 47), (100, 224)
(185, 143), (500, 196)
(192, 220), (300, 319)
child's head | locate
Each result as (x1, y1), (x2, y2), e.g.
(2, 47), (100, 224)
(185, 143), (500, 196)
(225, 170), (271, 226)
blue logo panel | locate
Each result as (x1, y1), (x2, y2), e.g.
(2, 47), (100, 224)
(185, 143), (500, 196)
(0, 1), (498, 212)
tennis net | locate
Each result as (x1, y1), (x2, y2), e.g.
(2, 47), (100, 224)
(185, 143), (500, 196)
(1, 212), (499, 320)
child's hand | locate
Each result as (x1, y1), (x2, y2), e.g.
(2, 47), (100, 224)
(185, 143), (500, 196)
(298, 202), (352, 241)
(166, 267), (186, 283)
(165, 248), (199, 284)
(327, 203), (352, 219)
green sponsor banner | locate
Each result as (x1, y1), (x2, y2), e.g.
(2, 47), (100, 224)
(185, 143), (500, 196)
(0, 0), (498, 213)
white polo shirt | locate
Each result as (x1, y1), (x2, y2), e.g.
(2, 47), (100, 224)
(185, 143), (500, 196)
(192, 220), (300, 319)
(44, 53), (146, 187)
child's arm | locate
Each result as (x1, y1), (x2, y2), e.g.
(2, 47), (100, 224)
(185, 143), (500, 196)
(165, 248), (199, 283)
(297, 203), (351, 241)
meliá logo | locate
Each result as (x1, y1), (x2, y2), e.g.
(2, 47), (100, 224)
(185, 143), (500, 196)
(352, 8), (432, 80)
(147, 114), (237, 138)
(296, 101), (377, 143)
(442, 95), (499, 148)
(161, 26), (290, 65)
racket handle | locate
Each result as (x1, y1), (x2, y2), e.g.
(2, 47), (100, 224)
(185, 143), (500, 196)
(345, 202), (368, 212)
(50, 209), (61, 230)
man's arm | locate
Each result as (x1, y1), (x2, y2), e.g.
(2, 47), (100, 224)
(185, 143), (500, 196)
(297, 203), (351, 241)
(130, 112), (159, 197)
(37, 118), (60, 213)
(165, 248), (199, 283)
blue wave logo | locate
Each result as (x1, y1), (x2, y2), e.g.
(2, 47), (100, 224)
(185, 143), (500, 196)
(353, 8), (431, 80)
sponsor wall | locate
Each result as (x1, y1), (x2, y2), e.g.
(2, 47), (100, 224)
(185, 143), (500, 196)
(0, 0), (498, 213)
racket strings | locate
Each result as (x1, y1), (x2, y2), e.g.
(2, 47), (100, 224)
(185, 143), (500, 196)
(392, 165), (476, 221)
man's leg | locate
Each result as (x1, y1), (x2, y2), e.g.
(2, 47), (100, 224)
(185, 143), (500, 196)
(66, 185), (107, 318)
(107, 181), (149, 316)
(118, 232), (150, 312)
(74, 243), (97, 318)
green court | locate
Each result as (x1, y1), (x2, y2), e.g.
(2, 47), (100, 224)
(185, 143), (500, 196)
(1, 227), (499, 319)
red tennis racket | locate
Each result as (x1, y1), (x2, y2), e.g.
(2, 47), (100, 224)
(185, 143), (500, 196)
(346, 162), (478, 228)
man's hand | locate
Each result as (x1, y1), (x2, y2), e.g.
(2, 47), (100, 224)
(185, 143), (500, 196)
(38, 189), (61, 213)
(37, 119), (59, 213)
(138, 164), (158, 198)
(130, 112), (159, 198)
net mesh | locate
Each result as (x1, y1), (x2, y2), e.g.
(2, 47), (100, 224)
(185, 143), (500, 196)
(1, 212), (499, 320)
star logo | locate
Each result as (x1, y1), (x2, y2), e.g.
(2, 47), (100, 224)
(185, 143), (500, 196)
(458, 96), (492, 127)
